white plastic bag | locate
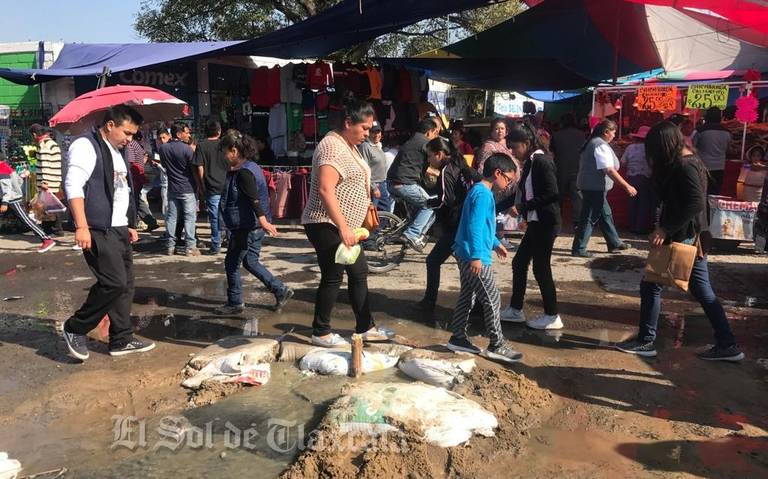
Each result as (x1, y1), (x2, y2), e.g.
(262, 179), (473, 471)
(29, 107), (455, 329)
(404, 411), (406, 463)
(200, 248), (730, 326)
(0, 452), (21, 479)
(335, 244), (361, 264)
(328, 382), (497, 447)
(299, 349), (398, 376)
(182, 352), (271, 389)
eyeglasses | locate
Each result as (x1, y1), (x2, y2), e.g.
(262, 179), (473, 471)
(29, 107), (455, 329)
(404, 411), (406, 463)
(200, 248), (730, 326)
(501, 172), (515, 184)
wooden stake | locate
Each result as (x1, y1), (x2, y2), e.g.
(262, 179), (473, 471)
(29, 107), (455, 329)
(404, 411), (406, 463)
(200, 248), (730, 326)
(350, 334), (363, 378)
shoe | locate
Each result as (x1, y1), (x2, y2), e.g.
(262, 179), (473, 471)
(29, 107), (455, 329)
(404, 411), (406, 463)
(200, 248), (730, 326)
(402, 235), (426, 253)
(186, 248), (202, 257)
(38, 239), (56, 253)
(608, 243), (632, 253)
(208, 247), (221, 255)
(482, 342), (523, 364)
(109, 338), (156, 357)
(500, 238), (516, 251)
(361, 326), (395, 342)
(526, 314), (564, 330)
(311, 333), (350, 348)
(571, 251), (594, 258)
(72, 244), (82, 251)
(697, 345), (745, 362)
(411, 298), (436, 313)
(500, 306), (526, 323)
(62, 321), (89, 360)
(214, 303), (245, 315)
(166, 248), (175, 256)
(615, 338), (657, 357)
(446, 336), (481, 354)
(145, 221), (160, 232)
(274, 288), (294, 312)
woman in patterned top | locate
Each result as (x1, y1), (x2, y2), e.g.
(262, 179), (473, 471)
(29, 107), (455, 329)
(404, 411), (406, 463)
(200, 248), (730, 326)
(302, 100), (395, 347)
(473, 118), (516, 174)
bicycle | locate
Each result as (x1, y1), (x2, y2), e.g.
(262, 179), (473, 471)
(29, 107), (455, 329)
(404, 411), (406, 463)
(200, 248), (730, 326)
(365, 198), (437, 274)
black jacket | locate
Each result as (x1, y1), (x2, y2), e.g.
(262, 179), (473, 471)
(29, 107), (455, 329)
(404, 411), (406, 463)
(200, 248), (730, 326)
(436, 158), (482, 231)
(387, 132), (429, 185)
(517, 152), (561, 230)
(658, 155), (708, 242)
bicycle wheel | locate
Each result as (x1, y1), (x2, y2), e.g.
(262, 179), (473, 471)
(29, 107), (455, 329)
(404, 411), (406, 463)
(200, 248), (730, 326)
(365, 211), (408, 274)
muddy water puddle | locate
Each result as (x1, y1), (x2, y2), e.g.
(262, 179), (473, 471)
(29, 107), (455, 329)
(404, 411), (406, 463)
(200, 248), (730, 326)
(48, 364), (412, 478)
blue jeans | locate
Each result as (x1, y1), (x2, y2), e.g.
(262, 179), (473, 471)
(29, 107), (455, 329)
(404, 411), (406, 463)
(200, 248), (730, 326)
(571, 190), (622, 254)
(225, 229), (286, 306)
(388, 183), (435, 241)
(373, 181), (394, 213)
(166, 192), (197, 250)
(638, 255), (736, 348)
(206, 194), (222, 249)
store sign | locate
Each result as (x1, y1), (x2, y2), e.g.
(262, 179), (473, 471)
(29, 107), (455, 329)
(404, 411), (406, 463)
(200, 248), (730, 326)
(686, 84), (728, 110)
(493, 92), (543, 117)
(635, 86), (677, 111)
(117, 70), (189, 87)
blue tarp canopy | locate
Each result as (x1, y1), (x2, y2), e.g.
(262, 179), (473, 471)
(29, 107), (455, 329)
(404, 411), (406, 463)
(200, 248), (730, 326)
(376, 0), (663, 91)
(0, 0), (498, 85)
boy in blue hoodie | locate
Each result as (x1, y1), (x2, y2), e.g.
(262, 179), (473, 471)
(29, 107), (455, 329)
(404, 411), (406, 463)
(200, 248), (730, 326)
(447, 153), (522, 364)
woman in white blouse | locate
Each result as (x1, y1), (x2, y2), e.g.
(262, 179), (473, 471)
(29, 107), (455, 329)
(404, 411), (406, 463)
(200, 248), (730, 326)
(571, 120), (637, 258)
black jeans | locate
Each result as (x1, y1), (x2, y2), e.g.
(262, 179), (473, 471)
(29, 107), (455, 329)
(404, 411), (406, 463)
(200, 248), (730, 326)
(511, 221), (558, 315)
(134, 189), (157, 227)
(304, 222), (374, 337)
(66, 227), (134, 349)
(424, 226), (456, 303)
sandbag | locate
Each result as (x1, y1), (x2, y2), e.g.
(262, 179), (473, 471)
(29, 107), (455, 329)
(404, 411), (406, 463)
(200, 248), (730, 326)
(397, 349), (475, 389)
(182, 352), (271, 389)
(327, 382), (497, 447)
(299, 349), (398, 376)
(187, 336), (279, 370)
(0, 452), (21, 479)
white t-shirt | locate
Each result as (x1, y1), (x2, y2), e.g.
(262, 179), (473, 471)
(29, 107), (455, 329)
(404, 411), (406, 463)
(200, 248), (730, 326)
(620, 143), (651, 178)
(594, 143), (618, 171)
(64, 136), (130, 228)
(525, 150), (544, 222)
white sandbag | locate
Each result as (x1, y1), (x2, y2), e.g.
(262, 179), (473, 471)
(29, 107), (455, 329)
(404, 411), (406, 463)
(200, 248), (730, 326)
(328, 382), (497, 447)
(182, 352), (271, 389)
(397, 349), (475, 388)
(187, 336), (279, 370)
(299, 349), (398, 376)
(0, 452), (21, 479)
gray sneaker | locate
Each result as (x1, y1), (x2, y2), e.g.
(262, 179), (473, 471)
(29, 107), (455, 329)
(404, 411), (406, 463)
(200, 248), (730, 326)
(615, 339), (657, 357)
(109, 338), (156, 357)
(62, 321), (89, 360)
(697, 345), (745, 362)
(482, 342), (523, 364)
(274, 288), (294, 312)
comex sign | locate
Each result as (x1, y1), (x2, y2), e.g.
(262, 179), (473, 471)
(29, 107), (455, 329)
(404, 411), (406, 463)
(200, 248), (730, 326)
(118, 71), (189, 88)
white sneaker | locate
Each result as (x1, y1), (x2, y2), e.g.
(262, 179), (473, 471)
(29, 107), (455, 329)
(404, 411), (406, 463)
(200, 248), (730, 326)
(311, 333), (350, 348)
(360, 326), (395, 342)
(526, 314), (564, 330)
(500, 306), (526, 323)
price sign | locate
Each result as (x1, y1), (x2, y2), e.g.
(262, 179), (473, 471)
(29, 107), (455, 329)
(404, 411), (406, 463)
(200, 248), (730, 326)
(686, 84), (728, 110)
(635, 86), (678, 111)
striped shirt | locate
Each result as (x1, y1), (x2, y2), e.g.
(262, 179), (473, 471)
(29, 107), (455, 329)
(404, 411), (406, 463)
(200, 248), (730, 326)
(36, 137), (62, 193)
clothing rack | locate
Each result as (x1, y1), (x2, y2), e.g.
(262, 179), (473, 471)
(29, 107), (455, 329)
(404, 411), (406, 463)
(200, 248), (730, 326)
(261, 164), (313, 169)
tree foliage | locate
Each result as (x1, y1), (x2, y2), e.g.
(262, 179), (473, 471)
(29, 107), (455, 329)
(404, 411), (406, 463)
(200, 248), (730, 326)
(134, 0), (524, 59)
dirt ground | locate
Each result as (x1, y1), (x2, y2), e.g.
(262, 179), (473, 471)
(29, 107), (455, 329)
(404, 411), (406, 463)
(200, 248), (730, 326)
(1, 223), (767, 478)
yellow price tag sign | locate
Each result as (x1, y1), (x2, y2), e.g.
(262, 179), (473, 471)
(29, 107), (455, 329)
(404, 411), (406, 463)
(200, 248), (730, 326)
(685, 84), (728, 110)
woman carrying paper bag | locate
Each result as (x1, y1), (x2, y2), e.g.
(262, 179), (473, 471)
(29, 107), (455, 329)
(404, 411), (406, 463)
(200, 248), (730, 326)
(615, 122), (744, 362)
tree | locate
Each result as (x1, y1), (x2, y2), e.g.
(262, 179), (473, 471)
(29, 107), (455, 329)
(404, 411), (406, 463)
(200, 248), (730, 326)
(134, 0), (524, 59)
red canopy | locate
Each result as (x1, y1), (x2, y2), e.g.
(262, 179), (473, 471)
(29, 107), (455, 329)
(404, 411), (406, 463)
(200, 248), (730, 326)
(626, 0), (768, 44)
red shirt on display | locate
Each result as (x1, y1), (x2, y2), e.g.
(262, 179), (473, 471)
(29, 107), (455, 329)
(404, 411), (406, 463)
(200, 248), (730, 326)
(309, 61), (333, 90)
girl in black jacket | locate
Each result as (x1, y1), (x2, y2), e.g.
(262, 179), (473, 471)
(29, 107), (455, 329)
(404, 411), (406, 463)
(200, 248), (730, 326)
(500, 122), (563, 330)
(616, 121), (744, 361)
(413, 137), (482, 312)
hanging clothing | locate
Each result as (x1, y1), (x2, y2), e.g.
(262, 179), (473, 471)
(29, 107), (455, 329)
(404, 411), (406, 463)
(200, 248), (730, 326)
(250, 66), (281, 107)
(398, 67), (413, 103)
(367, 66), (383, 100)
(308, 61), (333, 90)
(268, 104), (288, 157)
(280, 64), (303, 104)
(271, 171), (292, 219)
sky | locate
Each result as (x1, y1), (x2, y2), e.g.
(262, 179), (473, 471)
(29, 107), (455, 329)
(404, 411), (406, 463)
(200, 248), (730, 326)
(2, 0), (144, 43)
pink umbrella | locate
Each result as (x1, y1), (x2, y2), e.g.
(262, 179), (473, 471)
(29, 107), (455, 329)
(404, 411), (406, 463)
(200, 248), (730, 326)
(49, 85), (189, 134)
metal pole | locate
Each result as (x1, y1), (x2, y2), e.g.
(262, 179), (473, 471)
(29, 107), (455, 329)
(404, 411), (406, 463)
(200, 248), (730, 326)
(741, 121), (748, 162)
(96, 66), (110, 89)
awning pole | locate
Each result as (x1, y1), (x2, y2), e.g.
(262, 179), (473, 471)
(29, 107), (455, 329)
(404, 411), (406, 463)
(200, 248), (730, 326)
(97, 66), (110, 90)
(741, 121), (747, 162)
